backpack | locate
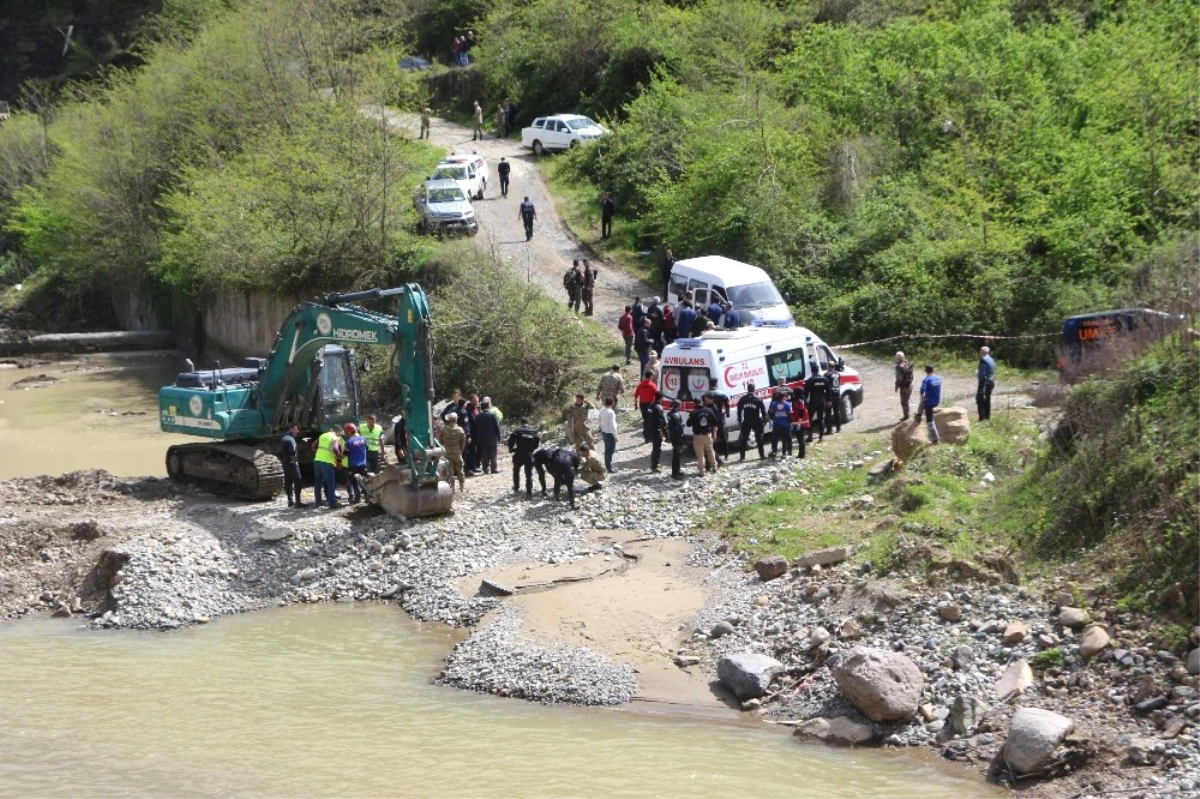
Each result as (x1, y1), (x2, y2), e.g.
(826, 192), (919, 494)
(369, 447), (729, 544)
(563, 269), (577, 290)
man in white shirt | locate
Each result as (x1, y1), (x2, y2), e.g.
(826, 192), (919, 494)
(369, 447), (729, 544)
(598, 396), (619, 473)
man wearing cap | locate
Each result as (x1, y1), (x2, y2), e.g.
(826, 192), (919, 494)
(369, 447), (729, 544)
(577, 444), (606, 492)
(562, 393), (595, 448)
(360, 414), (386, 472)
(438, 413), (467, 490)
(894, 352), (914, 421)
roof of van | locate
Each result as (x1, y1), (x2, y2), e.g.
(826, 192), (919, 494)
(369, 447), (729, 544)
(663, 325), (823, 353)
(673, 255), (771, 285)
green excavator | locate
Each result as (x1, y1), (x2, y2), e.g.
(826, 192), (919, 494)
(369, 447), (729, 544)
(157, 285), (454, 518)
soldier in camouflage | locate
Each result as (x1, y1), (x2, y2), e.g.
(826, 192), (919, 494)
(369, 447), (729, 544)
(577, 444), (607, 491)
(596, 365), (625, 408)
(438, 413), (467, 490)
(562, 393), (595, 448)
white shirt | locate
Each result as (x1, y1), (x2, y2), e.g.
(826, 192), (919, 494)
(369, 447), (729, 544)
(598, 407), (618, 436)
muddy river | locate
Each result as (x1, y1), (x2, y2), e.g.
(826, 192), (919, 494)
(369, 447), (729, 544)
(0, 352), (192, 479)
(0, 604), (996, 798)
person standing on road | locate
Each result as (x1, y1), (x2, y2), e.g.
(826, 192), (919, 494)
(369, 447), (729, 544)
(977, 346), (996, 421)
(419, 107), (431, 139)
(564, 260), (582, 311)
(768, 390), (792, 458)
(518, 196), (537, 240)
(722, 302), (741, 329)
(618, 306), (635, 365)
(634, 319), (653, 373)
(504, 100), (515, 135)
(312, 424), (344, 508)
(548, 446), (582, 509)
(598, 396), (618, 473)
(645, 297), (665, 353)
(281, 423), (306, 508)
(601, 192), (615, 239)
(507, 418), (541, 497)
(474, 400), (502, 474)
(644, 391), (668, 473)
(688, 394), (720, 476)
(496, 102), (505, 136)
(667, 400), (686, 479)
(660, 248), (675, 297)
(895, 351), (914, 421)
(343, 423), (368, 504)
(824, 364), (842, 436)
(805, 362), (828, 443)
(438, 414), (468, 490)
(662, 302), (676, 345)
(472, 100), (484, 140)
(790, 386), (810, 459)
(562, 393), (595, 449)
(596, 364), (625, 408)
(392, 412), (408, 463)
(497, 157), (511, 198)
(919, 365), (942, 443)
(360, 414), (385, 472)
(736, 383), (766, 461)
(581, 259), (597, 316)
(633, 368), (658, 424)
(675, 300), (696, 340)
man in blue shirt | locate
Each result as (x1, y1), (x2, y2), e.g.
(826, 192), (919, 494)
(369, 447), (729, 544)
(976, 345), (996, 421)
(675, 301), (696, 338)
(343, 423), (368, 503)
(919, 365), (942, 443)
(722, 302), (741, 329)
(707, 298), (725, 326)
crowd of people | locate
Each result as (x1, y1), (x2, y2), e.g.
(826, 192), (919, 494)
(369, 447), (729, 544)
(450, 31), (477, 67)
(617, 292), (740, 370)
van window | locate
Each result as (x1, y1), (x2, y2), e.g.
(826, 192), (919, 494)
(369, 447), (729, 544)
(818, 344), (836, 369)
(661, 366), (710, 402)
(688, 279), (709, 307)
(533, 119), (544, 129)
(805, 343), (818, 367)
(727, 281), (784, 309)
(669, 273), (689, 300)
(766, 347), (807, 387)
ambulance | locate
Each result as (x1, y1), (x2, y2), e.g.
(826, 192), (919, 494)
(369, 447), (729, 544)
(658, 322), (864, 437)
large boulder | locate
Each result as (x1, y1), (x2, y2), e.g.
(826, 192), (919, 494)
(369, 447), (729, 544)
(1004, 707), (1074, 775)
(995, 659), (1034, 700)
(831, 647), (924, 723)
(1079, 624), (1110, 660)
(754, 555), (789, 582)
(891, 407), (970, 462)
(717, 653), (784, 701)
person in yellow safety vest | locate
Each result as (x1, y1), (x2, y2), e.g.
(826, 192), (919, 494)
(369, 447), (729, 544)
(360, 414), (386, 472)
(311, 424), (344, 508)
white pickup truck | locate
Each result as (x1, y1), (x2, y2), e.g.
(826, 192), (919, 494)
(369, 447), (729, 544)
(521, 114), (608, 155)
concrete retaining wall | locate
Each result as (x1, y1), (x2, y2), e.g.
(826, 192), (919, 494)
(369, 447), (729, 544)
(201, 290), (301, 361)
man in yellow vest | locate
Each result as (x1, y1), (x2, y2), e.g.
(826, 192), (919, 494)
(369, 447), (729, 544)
(360, 414), (386, 472)
(312, 424), (344, 508)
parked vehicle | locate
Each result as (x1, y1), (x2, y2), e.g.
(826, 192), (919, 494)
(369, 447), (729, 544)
(432, 153), (489, 200)
(413, 179), (478, 236)
(667, 255), (793, 325)
(521, 114), (608, 155)
(659, 323), (863, 437)
(1059, 308), (1186, 375)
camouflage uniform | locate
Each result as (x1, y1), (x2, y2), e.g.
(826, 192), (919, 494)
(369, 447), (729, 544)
(439, 418), (467, 489)
(596, 371), (625, 406)
(562, 401), (595, 448)
(578, 452), (607, 487)
(895, 359), (914, 420)
(419, 107), (431, 139)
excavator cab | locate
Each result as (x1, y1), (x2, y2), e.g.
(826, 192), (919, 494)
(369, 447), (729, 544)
(315, 345), (361, 427)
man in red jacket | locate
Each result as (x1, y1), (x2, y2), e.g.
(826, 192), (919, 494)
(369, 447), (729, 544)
(618, 305), (635, 365)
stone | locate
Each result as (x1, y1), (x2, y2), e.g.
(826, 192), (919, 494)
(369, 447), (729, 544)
(952, 645), (975, 671)
(892, 407), (970, 461)
(938, 603), (963, 622)
(259, 529), (292, 542)
(1162, 716), (1186, 739)
(478, 579), (514, 597)
(51, 606), (71, 618)
(810, 627), (831, 648)
(674, 655), (701, 668)
(951, 695), (989, 736)
(1127, 738), (1160, 766)
(795, 716), (876, 746)
(831, 646), (924, 723)
(840, 618), (863, 640)
(795, 546), (851, 569)
(1004, 707), (1074, 775)
(1188, 648), (1199, 676)
(754, 555), (789, 581)
(1058, 607), (1089, 629)
(717, 653), (784, 701)
(1002, 621), (1028, 646)
(1134, 696), (1168, 714)
(918, 703), (934, 722)
(995, 659), (1034, 700)
(70, 597), (84, 613)
(710, 621), (736, 639)
(1053, 590), (1075, 610)
(1079, 624), (1110, 661)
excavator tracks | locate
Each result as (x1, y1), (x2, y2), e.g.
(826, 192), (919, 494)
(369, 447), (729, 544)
(165, 442), (284, 501)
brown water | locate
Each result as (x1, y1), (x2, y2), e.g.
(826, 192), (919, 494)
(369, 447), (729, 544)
(0, 352), (192, 479)
(0, 604), (998, 798)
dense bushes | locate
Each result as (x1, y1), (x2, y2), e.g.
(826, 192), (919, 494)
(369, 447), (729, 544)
(467, 0), (1197, 351)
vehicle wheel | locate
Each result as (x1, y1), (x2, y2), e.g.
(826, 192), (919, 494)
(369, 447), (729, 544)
(532, 140), (543, 156)
(839, 393), (854, 425)
(476, 181), (485, 200)
(569, 140), (579, 149)
(416, 219), (426, 234)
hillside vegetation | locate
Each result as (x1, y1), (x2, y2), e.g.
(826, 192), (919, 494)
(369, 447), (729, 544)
(466, 0), (1197, 354)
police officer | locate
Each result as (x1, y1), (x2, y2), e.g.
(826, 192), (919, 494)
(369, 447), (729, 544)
(438, 413), (467, 491)
(805, 362), (828, 443)
(562, 393), (595, 448)
(736, 382), (767, 460)
(707, 388), (731, 461)
(667, 399), (686, 479)
(688, 394), (720, 476)
(825, 364), (842, 436)
(507, 417), (541, 497)
(547, 446), (582, 508)
(497, 156), (511, 197)
(360, 414), (386, 472)
(280, 423), (306, 507)
(518, 196), (537, 240)
(643, 391), (668, 473)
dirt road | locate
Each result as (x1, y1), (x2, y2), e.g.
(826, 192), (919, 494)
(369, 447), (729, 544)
(384, 110), (654, 333)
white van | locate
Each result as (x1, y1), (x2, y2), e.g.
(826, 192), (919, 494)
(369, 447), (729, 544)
(668, 255), (792, 326)
(659, 324), (864, 436)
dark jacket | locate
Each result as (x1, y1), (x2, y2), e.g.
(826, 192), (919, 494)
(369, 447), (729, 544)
(646, 303), (664, 337)
(507, 425), (541, 461)
(548, 447), (580, 480)
(643, 403), (667, 440)
(723, 308), (741, 329)
(634, 327), (652, 354)
(281, 433), (299, 466)
(806, 372), (829, 403)
(474, 409), (501, 444)
(601, 197), (615, 219)
(688, 404), (719, 436)
(676, 306), (697, 338)
(667, 410), (685, 444)
(737, 394), (765, 426)
(497, 160), (511, 178)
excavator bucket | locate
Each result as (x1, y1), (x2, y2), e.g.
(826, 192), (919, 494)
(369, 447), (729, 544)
(362, 465), (454, 519)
